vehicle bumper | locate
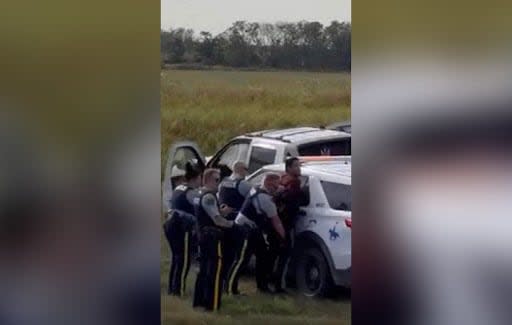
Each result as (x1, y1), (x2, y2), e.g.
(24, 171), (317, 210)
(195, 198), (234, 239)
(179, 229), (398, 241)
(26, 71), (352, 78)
(333, 267), (351, 288)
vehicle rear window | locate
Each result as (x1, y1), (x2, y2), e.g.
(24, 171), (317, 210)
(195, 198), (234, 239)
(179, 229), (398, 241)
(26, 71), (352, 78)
(321, 181), (351, 211)
(248, 147), (276, 173)
(298, 139), (351, 156)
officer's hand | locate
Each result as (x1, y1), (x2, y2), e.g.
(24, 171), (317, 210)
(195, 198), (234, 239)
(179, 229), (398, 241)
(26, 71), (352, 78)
(220, 204), (233, 216)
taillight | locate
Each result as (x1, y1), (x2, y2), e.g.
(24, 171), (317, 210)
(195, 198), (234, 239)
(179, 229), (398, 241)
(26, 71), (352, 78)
(345, 218), (352, 228)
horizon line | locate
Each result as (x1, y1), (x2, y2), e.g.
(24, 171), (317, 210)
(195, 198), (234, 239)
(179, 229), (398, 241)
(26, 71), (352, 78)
(161, 19), (352, 33)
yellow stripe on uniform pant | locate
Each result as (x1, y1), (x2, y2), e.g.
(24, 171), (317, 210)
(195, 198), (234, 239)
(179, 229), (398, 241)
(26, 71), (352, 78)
(227, 238), (248, 295)
(213, 241), (222, 311)
(180, 231), (189, 296)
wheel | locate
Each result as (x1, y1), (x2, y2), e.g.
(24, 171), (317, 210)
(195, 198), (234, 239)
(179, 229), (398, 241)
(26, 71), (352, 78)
(295, 247), (330, 297)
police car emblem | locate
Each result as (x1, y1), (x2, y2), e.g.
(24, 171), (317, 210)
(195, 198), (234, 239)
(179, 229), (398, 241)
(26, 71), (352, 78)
(329, 222), (340, 241)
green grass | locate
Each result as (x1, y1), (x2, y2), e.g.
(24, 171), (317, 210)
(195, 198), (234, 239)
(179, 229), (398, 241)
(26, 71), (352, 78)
(161, 236), (351, 325)
(161, 69), (351, 171)
(161, 69), (351, 323)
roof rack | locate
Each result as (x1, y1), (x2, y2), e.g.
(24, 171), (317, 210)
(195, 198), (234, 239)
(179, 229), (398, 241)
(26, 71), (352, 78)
(244, 129), (289, 141)
(244, 127), (323, 143)
(244, 132), (292, 142)
(245, 129), (275, 137)
(244, 134), (291, 143)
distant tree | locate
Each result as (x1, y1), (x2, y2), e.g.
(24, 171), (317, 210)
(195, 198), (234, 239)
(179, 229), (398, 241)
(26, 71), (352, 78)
(224, 21), (253, 67)
(197, 31), (214, 65)
(182, 29), (197, 63)
(212, 35), (228, 65)
(324, 21), (351, 70)
(160, 21), (351, 71)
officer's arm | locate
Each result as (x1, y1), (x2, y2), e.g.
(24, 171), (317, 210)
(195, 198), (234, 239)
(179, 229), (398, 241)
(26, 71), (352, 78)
(270, 215), (285, 240)
(261, 195), (285, 240)
(203, 193), (234, 228)
(186, 189), (197, 205)
(213, 215), (234, 228)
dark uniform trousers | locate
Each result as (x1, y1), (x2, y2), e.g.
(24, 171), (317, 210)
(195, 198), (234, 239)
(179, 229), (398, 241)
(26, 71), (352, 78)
(219, 211), (239, 290)
(164, 212), (194, 296)
(193, 227), (224, 311)
(269, 230), (293, 290)
(225, 224), (271, 294)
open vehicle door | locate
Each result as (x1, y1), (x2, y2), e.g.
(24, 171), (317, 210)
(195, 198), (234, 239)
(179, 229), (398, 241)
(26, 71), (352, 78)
(162, 141), (205, 214)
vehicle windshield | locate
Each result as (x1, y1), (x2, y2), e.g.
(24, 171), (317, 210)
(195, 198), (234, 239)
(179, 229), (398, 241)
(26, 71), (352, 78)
(321, 181), (351, 211)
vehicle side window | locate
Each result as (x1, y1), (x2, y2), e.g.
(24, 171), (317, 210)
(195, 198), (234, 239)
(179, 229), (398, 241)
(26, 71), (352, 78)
(298, 139), (351, 156)
(320, 181), (351, 211)
(210, 142), (250, 169)
(248, 146), (277, 174)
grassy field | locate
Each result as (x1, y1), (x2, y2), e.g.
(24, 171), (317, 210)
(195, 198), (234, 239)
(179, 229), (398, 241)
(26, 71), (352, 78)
(161, 237), (351, 325)
(161, 69), (351, 170)
(161, 69), (351, 324)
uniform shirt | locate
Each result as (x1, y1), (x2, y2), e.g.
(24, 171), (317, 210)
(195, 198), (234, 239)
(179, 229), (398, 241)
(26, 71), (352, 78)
(170, 185), (197, 207)
(199, 189), (233, 228)
(217, 174), (253, 209)
(230, 174), (252, 198)
(201, 192), (221, 218)
(235, 187), (278, 228)
(184, 186), (198, 205)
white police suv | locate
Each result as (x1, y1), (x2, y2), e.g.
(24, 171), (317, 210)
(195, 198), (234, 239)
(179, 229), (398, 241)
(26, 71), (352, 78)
(247, 157), (351, 297)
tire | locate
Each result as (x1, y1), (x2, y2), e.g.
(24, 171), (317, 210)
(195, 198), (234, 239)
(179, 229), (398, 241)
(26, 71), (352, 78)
(295, 247), (331, 297)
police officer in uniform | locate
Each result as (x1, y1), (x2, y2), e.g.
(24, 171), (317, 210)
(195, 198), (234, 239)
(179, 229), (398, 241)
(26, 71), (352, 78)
(218, 161), (252, 288)
(218, 161), (251, 219)
(164, 162), (202, 296)
(170, 165), (186, 190)
(193, 168), (234, 312)
(226, 173), (286, 295)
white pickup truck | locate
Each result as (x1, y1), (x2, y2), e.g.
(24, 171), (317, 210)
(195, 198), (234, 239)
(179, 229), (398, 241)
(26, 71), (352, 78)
(163, 127), (350, 212)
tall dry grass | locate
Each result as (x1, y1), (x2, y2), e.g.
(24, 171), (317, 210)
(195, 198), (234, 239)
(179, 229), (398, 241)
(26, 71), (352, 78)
(161, 70), (351, 169)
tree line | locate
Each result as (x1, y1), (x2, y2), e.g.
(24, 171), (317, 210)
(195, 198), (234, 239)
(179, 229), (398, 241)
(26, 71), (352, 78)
(161, 21), (351, 71)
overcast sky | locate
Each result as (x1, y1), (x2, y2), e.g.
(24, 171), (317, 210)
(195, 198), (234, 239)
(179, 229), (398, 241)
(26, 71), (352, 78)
(161, 0), (351, 35)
